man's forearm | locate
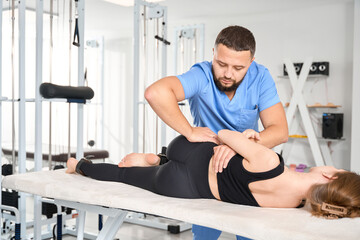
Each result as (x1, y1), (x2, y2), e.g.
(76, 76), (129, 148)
(145, 82), (193, 138)
(257, 125), (289, 149)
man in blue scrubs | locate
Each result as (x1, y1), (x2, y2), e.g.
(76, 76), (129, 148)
(145, 25), (288, 240)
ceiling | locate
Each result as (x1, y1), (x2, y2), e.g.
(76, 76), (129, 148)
(2, 0), (352, 36)
(84, 0), (351, 36)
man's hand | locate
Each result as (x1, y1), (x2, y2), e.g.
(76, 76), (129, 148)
(242, 129), (261, 141)
(212, 145), (236, 173)
(186, 127), (220, 144)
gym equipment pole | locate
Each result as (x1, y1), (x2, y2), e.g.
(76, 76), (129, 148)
(34, 0), (44, 238)
(18, 0), (27, 236)
(76, 0), (85, 160)
(133, 0), (140, 152)
(68, 0), (73, 159)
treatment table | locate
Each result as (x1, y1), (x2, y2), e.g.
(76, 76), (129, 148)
(2, 169), (360, 240)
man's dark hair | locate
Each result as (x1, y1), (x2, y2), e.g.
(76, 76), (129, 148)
(215, 26), (256, 58)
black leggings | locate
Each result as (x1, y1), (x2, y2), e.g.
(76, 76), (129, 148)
(79, 135), (217, 199)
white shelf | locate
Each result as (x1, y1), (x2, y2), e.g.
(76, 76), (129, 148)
(278, 74), (328, 79)
(288, 137), (345, 142)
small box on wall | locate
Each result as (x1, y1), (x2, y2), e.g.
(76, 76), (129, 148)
(283, 63), (303, 76)
(283, 61), (329, 76)
(322, 113), (343, 139)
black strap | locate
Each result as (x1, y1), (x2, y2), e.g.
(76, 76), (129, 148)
(73, 18), (80, 47)
(157, 146), (169, 165)
(72, 0), (80, 47)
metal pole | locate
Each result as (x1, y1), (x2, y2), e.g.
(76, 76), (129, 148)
(11, 0), (16, 176)
(351, 0), (360, 172)
(34, 0), (44, 238)
(133, 0), (140, 152)
(76, 0), (85, 159)
(142, 4), (147, 153)
(160, 6), (168, 148)
(0, 1), (3, 238)
(100, 37), (105, 149)
(49, 0), (54, 170)
(18, 0), (27, 237)
(68, 0), (73, 159)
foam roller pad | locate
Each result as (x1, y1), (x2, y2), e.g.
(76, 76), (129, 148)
(40, 82), (94, 100)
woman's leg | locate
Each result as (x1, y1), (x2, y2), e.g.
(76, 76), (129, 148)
(67, 158), (160, 193)
(67, 157), (201, 198)
(117, 135), (214, 168)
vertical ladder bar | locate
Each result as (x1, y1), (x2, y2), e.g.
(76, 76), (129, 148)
(34, 0), (44, 239)
(160, 5), (168, 148)
(351, 0), (360, 172)
(133, 0), (141, 152)
(0, 1), (3, 238)
(18, 0), (27, 237)
(77, 0), (85, 159)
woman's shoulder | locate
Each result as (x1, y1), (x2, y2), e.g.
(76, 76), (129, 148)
(243, 151), (282, 173)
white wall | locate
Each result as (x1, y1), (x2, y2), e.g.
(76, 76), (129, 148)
(98, 1), (354, 168)
(2, 1), (353, 168)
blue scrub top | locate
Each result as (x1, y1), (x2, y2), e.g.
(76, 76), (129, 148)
(177, 61), (280, 133)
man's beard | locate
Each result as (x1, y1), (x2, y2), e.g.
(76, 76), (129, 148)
(213, 77), (241, 92)
(212, 69), (242, 92)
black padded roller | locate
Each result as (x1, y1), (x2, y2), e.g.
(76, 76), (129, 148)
(40, 83), (94, 100)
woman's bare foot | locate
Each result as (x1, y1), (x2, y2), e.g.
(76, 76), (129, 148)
(66, 157), (79, 174)
(118, 153), (160, 168)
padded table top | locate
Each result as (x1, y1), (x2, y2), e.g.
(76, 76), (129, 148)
(2, 169), (360, 240)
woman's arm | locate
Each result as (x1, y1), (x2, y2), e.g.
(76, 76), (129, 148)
(218, 129), (279, 172)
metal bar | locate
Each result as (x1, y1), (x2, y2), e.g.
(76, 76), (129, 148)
(160, 5), (168, 148)
(77, 0), (85, 159)
(68, 0), (73, 159)
(351, 0), (360, 172)
(11, 0), (16, 176)
(76, 210), (86, 240)
(96, 212), (127, 240)
(133, 0), (141, 152)
(18, 0), (27, 237)
(0, 1), (3, 238)
(34, 1), (44, 238)
(49, 0), (54, 170)
(55, 199), (129, 239)
(142, 4), (147, 153)
(100, 37), (105, 149)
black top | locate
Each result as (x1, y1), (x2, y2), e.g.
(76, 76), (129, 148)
(217, 153), (284, 206)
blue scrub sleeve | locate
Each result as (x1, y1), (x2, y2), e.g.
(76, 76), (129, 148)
(258, 69), (280, 111)
(177, 65), (209, 99)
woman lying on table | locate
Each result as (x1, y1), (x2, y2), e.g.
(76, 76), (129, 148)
(66, 129), (360, 219)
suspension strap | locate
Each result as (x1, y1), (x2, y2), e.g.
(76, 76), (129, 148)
(73, 0), (80, 47)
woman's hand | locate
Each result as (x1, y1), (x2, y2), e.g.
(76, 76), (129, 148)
(212, 144), (236, 173)
(242, 129), (261, 142)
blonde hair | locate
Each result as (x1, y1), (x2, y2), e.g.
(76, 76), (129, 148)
(307, 171), (360, 219)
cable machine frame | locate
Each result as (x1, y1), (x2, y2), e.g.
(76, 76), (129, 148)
(133, 0), (168, 153)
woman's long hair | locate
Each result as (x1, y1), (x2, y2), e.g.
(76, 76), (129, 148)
(307, 171), (360, 219)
